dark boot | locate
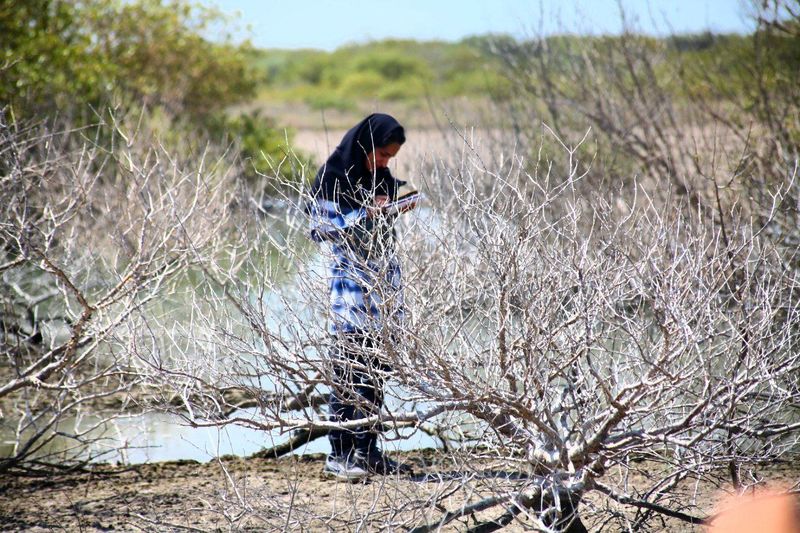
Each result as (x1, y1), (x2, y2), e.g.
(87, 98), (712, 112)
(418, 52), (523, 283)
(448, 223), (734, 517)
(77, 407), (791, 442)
(357, 441), (413, 476)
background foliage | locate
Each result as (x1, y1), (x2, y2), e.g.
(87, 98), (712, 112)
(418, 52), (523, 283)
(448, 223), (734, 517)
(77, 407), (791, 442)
(1, 0), (255, 120)
(249, 26), (798, 129)
(1, 0), (304, 185)
(249, 37), (511, 110)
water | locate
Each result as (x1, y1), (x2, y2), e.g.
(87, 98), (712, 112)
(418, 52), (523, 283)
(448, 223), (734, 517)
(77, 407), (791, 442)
(82, 404), (441, 464)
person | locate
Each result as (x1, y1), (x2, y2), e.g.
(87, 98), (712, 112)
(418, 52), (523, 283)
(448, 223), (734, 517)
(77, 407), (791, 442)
(708, 489), (800, 533)
(306, 113), (418, 481)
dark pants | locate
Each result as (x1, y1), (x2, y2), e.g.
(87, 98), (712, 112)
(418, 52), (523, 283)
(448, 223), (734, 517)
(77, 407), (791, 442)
(327, 333), (389, 458)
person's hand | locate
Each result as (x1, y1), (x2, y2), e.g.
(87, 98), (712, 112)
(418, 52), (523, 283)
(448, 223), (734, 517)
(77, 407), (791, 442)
(366, 194), (419, 217)
(367, 195), (389, 218)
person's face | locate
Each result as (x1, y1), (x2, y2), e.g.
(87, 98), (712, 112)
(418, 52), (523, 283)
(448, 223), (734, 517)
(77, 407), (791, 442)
(365, 142), (401, 173)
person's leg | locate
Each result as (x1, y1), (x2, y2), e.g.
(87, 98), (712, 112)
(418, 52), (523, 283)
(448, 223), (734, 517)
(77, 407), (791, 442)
(350, 337), (411, 474)
(328, 335), (384, 452)
(352, 357), (383, 456)
(327, 333), (410, 476)
(324, 337), (368, 480)
(328, 334), (365, 453)
(355, 337), (413, 475)
(327, 382), (355, 458)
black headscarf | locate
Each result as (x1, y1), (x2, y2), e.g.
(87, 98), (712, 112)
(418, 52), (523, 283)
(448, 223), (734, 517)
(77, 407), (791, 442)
(310, 113), (406, 210)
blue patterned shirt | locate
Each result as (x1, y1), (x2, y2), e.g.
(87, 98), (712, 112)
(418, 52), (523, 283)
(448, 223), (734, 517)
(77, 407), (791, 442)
(308, 199), (404, 335)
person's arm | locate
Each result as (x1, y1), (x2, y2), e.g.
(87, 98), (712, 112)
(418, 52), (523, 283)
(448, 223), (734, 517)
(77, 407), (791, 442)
(308, 199), (367, 243)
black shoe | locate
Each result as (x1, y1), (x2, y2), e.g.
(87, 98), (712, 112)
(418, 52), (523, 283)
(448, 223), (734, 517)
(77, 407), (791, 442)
(357, 448), (413, 476)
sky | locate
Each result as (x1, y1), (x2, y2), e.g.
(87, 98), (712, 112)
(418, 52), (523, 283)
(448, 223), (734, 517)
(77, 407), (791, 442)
(201, 0), (755, 51)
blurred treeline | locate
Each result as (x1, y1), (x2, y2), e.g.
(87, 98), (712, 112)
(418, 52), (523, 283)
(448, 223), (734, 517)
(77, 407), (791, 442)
(250, 26), (798, 121)
(250, 37), (511, 110)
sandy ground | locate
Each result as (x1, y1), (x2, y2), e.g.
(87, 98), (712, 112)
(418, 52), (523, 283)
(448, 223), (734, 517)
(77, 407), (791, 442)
(2, 447), (798, 532)
(0, 450), (551, 532)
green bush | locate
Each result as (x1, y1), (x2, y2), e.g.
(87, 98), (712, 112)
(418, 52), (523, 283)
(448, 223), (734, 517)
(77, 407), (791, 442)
(353, 52), (432, 81)
(1, 0), (313, 197)
(377, 78), (428, 101)
(337, 71), (386, 99)
(2, 0), (257, 123)
(0, 0), (113, 118)
(292, 53), (334, 85)
(206, 111), (313, 188)
(251, 39), (501, 104)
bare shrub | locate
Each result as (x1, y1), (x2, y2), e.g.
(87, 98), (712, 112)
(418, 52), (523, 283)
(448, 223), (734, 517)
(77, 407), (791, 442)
(0, 111), (237, 472)
(145, 125), (799, 530)
(484, 1), (800, 275)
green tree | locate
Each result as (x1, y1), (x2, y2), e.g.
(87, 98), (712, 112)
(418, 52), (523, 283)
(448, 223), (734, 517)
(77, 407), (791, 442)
(206, 111), (313, 186)
(1, 0), (257, 122)
(95, 0), (256, 120)
(0, 0), (112, 118)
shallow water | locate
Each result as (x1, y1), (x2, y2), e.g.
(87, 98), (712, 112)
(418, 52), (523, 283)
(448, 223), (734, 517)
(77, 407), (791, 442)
(83, 404), (441, 464)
